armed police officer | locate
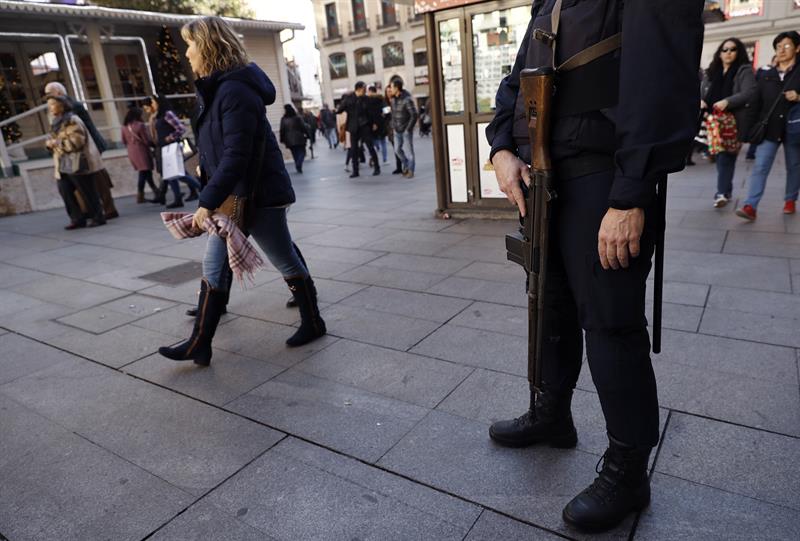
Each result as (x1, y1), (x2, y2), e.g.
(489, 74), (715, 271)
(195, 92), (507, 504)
(486, 0), (703, 532)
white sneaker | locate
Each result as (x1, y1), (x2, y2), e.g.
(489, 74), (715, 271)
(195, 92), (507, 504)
(713, 194), (729, 208)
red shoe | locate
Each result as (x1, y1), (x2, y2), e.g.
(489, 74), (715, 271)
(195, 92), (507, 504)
(735, 204), (757, 221)
(784, 200), (796, 214)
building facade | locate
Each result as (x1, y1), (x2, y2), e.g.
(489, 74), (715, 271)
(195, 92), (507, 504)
(702, 1), (800, 68)
(313, 0), (428, 107)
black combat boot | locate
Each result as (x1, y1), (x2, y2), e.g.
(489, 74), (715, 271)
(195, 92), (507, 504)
(285, 276), (326, 347)
(160, 279), (226, 366)
(562, 435), (652, 532)
(489, 384), (578, 448)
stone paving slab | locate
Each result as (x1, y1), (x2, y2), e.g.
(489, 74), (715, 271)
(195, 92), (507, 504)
(378, 410), (634, 540)
(635, 473), (800, 541)
(0, 262), (50, 288)
(320, 304), (442, 351)
(131, 304), (237, 339)
(202, 437), (480, 540)
(0, 333), (85, 385)
(226, 369), (429, 462)
(338, 285), (473, 323)
(664, 250), (792, 292)
(427, 276), (528, 307)
(294, 338), (472, 408)
(366, 252), (473, 275)
(656, 413), (800, 509)
(148, 500), (274, 541)
(257, 275), (368, 304)
(335, 264), (450, 291)
(465, 511), (562, 540)
(56, 306), (141, 334)
(448, 301), (527, 337)
(663, 226), (727, 253)
(9, 275), (129, 309)
(645, 280), (710, 307)
(0, 359), (284, 495)
(700, 307), (800, 348)
(723, 230), (800, 259)
(125, 350), (284, 407)
(706, 284), (800, 320)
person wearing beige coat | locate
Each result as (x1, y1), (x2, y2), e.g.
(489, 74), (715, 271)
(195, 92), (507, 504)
(45, 96), (106, 229)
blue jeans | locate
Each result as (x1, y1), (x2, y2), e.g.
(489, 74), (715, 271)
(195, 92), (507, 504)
(202, 207), (308, 290)
(166, 175), (201, 198)
(715, 151), (737, 198)
(290, 145), (305, 171)
(744, 139), (800, 209)
(324, 127), (338, 148)
(395, 130), (415, 173)
(375, 136), (388, 162)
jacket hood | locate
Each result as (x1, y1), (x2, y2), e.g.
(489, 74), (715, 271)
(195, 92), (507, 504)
(201, 62), (276, 106)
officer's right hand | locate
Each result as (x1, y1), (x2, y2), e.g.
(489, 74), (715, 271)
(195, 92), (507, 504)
(492, 150), (531, 217)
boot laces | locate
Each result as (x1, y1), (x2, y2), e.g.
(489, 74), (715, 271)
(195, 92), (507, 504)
(512, 409), (536, 426)
(585, 452), (625, 504)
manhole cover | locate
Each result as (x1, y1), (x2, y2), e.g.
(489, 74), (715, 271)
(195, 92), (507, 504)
(138, 261), (203, 285)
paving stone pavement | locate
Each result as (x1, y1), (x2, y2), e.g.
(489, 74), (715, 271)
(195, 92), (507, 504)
(1, 140), (798, 541)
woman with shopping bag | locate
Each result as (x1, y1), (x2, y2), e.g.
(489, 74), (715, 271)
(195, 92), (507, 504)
(157, 16), (325, 367)
(699, 37), (756, 208)
(45, 96), (106, 229)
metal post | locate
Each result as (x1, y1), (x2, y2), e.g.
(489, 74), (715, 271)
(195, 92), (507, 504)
(85, 23), (122, 143)
(0, 135), (13, 177)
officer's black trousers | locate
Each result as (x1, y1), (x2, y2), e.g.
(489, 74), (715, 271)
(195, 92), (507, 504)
(538, 168), (660, 448)
(350, 129), (378, 175)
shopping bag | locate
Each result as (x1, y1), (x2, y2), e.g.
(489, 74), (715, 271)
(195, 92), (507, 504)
(161, 141), (185, 179)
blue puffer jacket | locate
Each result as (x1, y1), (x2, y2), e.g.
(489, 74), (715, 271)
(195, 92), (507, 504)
(194, 63), (295, 211)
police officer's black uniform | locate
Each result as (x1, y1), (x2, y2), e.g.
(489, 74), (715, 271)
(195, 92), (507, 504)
(486, 0), (703, 532)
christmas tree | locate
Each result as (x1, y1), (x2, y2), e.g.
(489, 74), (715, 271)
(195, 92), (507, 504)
(154, 25), (193, 117)
(0, 75), (22, 145)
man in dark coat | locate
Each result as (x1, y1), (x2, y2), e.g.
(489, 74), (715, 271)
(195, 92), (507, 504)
(485, 0), (703, 532)
(320, 104), (338, 148)
(336, 81), (380, 177)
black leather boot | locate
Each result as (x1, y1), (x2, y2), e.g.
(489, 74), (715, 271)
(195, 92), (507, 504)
(285, 276), (326, 347)
(186, 271), (232, 317)
(562, 435), (652, 532)
(285, 242), (306, 309)
(166, 193), (184, 209)
(489, 384), (578, 448)
(160, 279), (225, 366)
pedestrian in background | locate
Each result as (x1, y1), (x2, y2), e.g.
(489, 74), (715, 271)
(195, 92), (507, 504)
(45, 96), (106, 229)
(320, 103), (338, 148)
(44, 82), (118, 219)
(301, 107), (317, 159)
(388, 76), (418, 178)
(368, 85), (388, 164)
(337, 82), (380, 177)
(144, 94), (202, 208)
(280, 104), (308, 173)
(121, 107), (159, 203)
(737, 31), (800, 220)
(700, 37), (756, 208)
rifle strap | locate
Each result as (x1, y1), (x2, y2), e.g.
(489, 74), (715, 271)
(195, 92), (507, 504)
(558, 33), (622, 72)
(550, 0), (562, 69)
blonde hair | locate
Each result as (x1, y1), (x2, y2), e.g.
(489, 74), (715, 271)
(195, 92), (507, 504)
(181, 16), (249, 77)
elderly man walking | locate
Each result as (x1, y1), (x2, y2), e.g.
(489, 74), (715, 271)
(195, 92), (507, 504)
(44, 82), (119, 219)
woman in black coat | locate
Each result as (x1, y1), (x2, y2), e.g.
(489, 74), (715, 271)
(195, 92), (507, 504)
(159, 16), (326, 367)
(279, 104), (308, 173)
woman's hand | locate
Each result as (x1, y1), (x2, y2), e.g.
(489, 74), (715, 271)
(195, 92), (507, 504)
(785, 90), (799, 102)
(192, 207), (210, 230)
(713, 99), (729, 111)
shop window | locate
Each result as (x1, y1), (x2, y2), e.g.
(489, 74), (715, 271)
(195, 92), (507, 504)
(381, 0), (397, 27)
(0, 52), (27, 144)
(78, 54), (103, 110)
(382, 42), (404, 68)
(471, 6), (529, 113)
(352, 0), (368, 33)
(703, 0), (763, 23)
(439, 19), (463, 115)
(114, 54), (146, 98)
(354, 47), (375, 75)
(413, 37), (427, 67)
(325, 3), (340, 39)
(329, 53), (348, 79)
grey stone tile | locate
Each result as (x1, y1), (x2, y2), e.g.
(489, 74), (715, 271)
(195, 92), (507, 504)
(96, 294), (177, 317)
(465, 511), (562, 540)
(664, 250), (791, 292)
(301, 256), (363, 279)
(0, 429), (191, 541)
(149, 500), (274, 541)
(295, 339), (472, 408)
(448, 301), (527, 337)
(125, 351), (284, 406)
(724, 230), (800, 259)
(226, 370), (428, 462)
(0, 290), (48, 317)
(336, 264), (449, 291)
(645, 301), (703, 333)
(11, 276), (128, 309)
(227, 287), (304, 326)
(441, 219), (518, 236)
(302, 226), (394, 249)
(655, 329), (798, 385)
(139, 280), (207, 305)
(1, 359), (284, 495)
(0, 392), (75, 469)
(83, 268), (160, 291)
(56, 306), (140, 333)
(652, 355), (800, 436)
(455, 261), (527, 285)
(439, 235), (509, 263)
(280, 221), (331, 240)
(130, 304), (237, 339)
(645, 280), (709, 307)
(257, 276), (368, 304)
(46, 323), (179, 368)
(706, 285), (800, 319)
(366, 252), (472, 275)
(411, 324), (528, 377)
(211, 316), (339, 368)
(378, 410), (634, 539)
(0, 333), (82, 385)
(205, 437), (480, 540)
(320, 304), (441, 350)
(0, 262), (50, 288)
(635, 473), (800, 541)
(291, 243), (385, 265)
(427, 276), (527, 307)
(338, 286), (472, 323)
(0, 303), (76, 341)
(680, 209), (788, 233)
(286, 208), (350, 223)
(700, 307), (800, 348)
(379, 217), (455, 231)
(362, 229), (471, 256)
(656, 413), (800, 510)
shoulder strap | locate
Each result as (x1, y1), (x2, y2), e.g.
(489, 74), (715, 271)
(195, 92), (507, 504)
(550, 0), (562, 68)
(558, 33), (622, 72)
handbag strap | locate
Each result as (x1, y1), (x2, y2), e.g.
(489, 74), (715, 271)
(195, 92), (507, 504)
(759, 65), (800, 127)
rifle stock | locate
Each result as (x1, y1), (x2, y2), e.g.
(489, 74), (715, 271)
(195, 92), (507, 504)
(506, 67), (556, 393)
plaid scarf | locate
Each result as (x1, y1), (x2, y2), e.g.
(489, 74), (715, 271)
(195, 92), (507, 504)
(161, 212), (264, 285)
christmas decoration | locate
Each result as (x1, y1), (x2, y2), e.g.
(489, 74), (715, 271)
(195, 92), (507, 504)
(154, 25), (193, 117)
(0, 75), (22, 145)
